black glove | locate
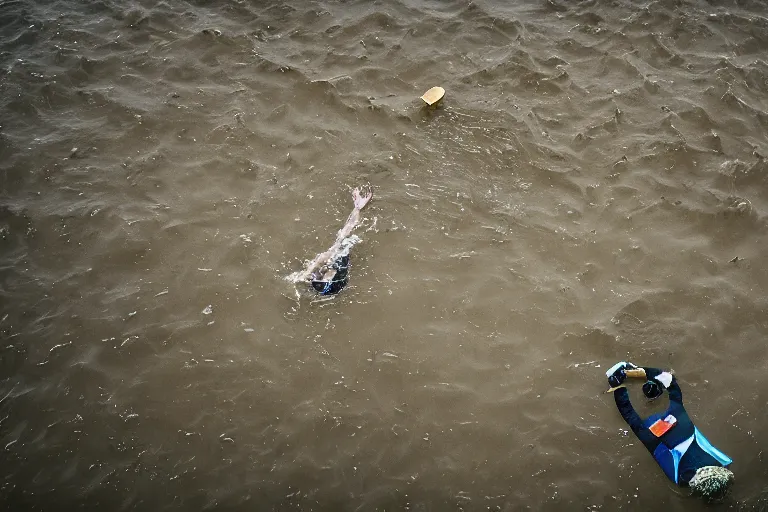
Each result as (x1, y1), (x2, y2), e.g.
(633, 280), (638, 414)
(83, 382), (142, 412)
(608, 366), (627, 388)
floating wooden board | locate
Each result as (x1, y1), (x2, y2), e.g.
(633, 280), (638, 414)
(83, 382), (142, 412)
(421, 86), (445, 106)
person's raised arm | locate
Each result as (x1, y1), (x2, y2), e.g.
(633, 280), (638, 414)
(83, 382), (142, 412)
(667, 374), (682, 404)
(335, 187), (372, 243)
(614, 387), (660, 452)
(642, 367), (682, 405)
(614, 387), (644, 434)
(291, 187), (372, 283)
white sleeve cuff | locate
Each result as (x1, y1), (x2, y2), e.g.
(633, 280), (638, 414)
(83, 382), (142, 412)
(656, 372), (673, 388)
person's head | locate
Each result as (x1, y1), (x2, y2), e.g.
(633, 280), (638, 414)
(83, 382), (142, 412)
(642, 380), (663, 401)
(689, 466), (734, 503)
(310, 255), (350, 295)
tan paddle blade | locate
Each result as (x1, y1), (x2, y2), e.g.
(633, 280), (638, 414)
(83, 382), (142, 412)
(421, 86), (445, 106)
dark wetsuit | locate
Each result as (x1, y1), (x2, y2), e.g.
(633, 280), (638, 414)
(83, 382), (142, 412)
(614, 367), (724, 485)
(310, 254), (350, 295)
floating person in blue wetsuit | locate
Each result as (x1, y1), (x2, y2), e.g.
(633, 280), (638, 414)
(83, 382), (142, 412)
(288, 186), (373, 295)
(605, 362), (734, 503)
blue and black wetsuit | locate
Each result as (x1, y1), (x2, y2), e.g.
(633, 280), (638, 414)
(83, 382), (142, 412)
(310, 254), (350, 295)
(614, 367), (732, 485)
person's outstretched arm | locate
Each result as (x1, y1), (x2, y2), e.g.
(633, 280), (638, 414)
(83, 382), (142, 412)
(335, 187), (372, 243)
(614, 387), (660, 453)
(668, 375), (682, 404)
(642, 367), (682, 405)
(292, 187), (372, 282)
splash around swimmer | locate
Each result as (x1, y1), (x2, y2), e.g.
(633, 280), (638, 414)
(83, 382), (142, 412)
(287, 186), (373, 295)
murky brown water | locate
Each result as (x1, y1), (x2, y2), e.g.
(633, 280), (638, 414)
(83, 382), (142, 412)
(2, 0), (768, 509)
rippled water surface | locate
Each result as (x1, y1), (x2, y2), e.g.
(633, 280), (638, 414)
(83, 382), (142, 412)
(2, 0), (768, 509)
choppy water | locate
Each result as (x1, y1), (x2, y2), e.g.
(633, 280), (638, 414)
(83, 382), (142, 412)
(2, 0), (768, 509)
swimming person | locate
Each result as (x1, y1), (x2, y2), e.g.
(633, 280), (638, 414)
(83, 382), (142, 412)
(606, 362), (734, 502)
(288, 186), (373, 295)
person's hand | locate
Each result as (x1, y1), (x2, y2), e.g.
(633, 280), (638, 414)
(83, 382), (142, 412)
(608, 365), (628, 388)
(352, 186), (373, 210)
